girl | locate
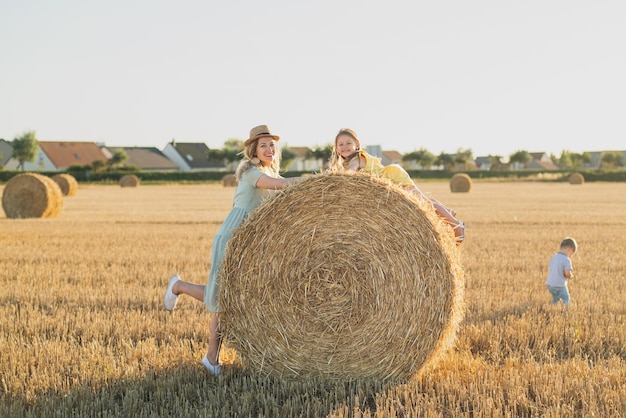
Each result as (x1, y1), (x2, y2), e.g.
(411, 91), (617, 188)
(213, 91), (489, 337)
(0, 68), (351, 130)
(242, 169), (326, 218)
(329, 128), (465, 245)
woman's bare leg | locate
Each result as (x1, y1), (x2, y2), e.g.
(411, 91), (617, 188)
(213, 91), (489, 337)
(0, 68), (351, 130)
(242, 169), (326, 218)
(172, 280), (205, 302)
(206, 313), (221, 365)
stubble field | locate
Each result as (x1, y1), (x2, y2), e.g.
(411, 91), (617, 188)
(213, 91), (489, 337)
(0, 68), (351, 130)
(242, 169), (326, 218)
(0, 179), (624, 417)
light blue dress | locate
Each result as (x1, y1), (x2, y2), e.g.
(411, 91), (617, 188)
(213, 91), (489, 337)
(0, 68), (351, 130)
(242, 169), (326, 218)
(204, 167), (269, 312)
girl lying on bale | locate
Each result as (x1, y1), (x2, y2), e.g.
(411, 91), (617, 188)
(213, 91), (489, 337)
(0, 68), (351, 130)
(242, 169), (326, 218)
(328, 128), (465, 245)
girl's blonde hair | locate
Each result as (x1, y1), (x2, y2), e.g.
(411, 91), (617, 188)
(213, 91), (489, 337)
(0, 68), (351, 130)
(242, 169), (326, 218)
(328, 128), (361, 171)
(235, 137), (282, 180)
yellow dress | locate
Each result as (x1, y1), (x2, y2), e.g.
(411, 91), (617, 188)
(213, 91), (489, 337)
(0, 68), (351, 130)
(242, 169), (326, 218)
(345, 150), (415, 188)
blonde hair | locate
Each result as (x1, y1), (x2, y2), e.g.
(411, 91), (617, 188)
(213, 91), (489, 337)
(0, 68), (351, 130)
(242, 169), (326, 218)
(328, 128), (361, 171)
(235, 137), (282, 180)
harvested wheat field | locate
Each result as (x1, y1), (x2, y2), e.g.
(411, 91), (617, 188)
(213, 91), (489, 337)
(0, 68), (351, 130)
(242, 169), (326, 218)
(0, 180), (624, 417)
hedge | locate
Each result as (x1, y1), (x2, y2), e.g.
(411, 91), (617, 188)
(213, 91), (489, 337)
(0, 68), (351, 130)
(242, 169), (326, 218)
(1, 169), (625, 184)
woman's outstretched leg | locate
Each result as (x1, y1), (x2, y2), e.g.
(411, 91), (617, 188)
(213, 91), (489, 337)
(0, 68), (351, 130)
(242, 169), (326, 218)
(163, 275), (205, 310)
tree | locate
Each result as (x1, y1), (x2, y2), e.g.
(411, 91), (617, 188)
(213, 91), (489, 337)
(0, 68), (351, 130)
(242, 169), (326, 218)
(108, 150), (128, 169)
(223, 138), (244, 165)
(484, 154), (504, 170)
(453, 148), (474, 170)
(509, 150), (532, 169)
(208, 138), (244, 169)
(12, 131), (39, 170)
(570, 152), (591, 169)
(206, 148), (225, 162)
(600, 151), (624, 170)
(558, 150), (572, 169)
(311, 144), (333, 168)
(91, 160), (106, 173)
(403, 148), (435, 169)
(280, 146), (297, 170)
(434, 152), (455, 171)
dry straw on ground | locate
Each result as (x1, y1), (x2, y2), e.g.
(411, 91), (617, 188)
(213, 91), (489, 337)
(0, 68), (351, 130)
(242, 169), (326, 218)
(450, 173), (472, 193)
(1, 172), (64, 218)
(51, 173), (78, 196)
(569, 172), (585, 185)
(119, 174), (140, 187)
(222, 174), (237, 187)
(220, 171), (464, 381)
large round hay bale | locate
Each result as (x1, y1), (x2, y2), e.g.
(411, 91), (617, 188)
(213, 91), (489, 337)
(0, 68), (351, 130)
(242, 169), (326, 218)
(51, 173), (78, 196)
(222, 174), (237, 187)
(221, 172), (464, 381)
(450, 173), (472, 193)
(2, 173), (64, 219)
(119, 174), (140, 187)
(569, 172), (584, 185)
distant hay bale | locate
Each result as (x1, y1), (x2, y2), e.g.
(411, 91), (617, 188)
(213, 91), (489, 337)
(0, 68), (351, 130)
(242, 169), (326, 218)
(569, 172), (584, 185)
(51, 173), (78, 196)
(222, 174), (237, 187)
(221, 172), (464, 381)
(450, 173), (472, 193)
(2, 173), (64, 219)
(119, 174), (140, 188)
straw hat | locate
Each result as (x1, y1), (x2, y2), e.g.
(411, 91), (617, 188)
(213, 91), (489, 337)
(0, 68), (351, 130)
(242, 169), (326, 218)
(244, 125), (280, 146)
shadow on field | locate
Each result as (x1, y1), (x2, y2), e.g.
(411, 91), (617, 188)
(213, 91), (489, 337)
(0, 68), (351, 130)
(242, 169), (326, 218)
(3, 363), (399, 417)
(467, 301), (539, 324)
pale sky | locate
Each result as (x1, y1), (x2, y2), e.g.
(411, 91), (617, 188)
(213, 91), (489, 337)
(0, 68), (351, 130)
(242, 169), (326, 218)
(2, 0), (624, 158)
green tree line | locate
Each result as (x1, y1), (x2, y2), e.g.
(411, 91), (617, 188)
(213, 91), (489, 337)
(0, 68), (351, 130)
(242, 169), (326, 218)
(2, 131), (625, 172)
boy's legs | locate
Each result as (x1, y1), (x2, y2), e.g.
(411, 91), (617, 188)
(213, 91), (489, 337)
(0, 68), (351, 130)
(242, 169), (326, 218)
(547, 286), (570, 304)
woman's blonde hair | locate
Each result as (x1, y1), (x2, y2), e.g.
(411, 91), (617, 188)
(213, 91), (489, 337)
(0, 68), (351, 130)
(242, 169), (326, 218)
(235, 137), (282, 180)
(328, 128), (361, 171)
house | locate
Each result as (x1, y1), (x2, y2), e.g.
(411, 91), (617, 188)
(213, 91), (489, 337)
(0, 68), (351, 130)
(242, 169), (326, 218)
(162, 141), (226, 172)
(587, 151), (603, 169)
(366, 145), (410, 168)
(475, 156), (492, 171)
(366, 145), (383, 158)
(527, 152), (559, 170)
(0, 139), (17, 169)
(509, 152), (559, 170)
(103, 146), (178, 172)
(21, 141), (108, 172)
(586, 150), (626, 169)
(381, 150), (403, 166)
(475, 156), (508, 171)
(284, 146), (324, 172)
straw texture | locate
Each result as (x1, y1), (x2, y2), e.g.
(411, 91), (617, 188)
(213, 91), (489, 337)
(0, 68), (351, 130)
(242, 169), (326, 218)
(119, 174), (140, 187)
(2, 173), (64, 218)
(569, 172), (584, 185)
(450, 173), (472, 193)
(220, 171), (464, 381)
(52, 173), (78, 196)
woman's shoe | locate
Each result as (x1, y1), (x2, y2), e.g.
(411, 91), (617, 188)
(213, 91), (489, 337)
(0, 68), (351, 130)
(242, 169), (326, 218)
(201, 355), (222, 376)
(163, 275), (180, 311)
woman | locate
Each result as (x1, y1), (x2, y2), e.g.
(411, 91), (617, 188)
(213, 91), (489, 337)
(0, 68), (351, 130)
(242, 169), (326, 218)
(329, 128), (465, 244)
(163, 125), (298, 375)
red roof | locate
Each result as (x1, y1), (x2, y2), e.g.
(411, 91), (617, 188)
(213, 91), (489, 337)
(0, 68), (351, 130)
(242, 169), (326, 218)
(39, 141), (108, 169)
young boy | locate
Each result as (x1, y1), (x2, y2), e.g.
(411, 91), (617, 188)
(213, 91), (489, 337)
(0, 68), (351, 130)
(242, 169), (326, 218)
(545, 237), (578, 305)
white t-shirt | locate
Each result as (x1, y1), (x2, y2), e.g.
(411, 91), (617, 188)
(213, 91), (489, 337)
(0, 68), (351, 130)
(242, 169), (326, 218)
(546, 252), (573, 287)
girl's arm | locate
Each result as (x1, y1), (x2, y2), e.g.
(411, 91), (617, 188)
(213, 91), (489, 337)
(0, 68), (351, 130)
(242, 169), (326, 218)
(345, 155), (365, 171)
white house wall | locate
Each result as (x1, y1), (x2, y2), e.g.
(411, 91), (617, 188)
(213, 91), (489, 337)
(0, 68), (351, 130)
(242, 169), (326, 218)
(20, 148), (57, 171)
(162, 144), (191, 171)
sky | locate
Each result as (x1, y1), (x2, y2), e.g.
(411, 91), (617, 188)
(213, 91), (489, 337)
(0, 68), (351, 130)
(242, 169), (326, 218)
(1, 0), (625, 158)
